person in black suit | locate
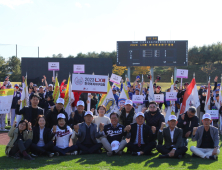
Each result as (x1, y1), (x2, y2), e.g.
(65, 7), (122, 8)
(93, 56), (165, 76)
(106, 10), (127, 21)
(157, 115), (188, 159)
(30, 115), (55, 157)
(127, 112), (156, 156)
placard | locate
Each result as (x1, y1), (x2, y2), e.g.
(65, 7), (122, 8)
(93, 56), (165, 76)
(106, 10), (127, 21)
(73, 64), (85, 73)
(166, 92), (177, 101)
(72, 74), (108, 94)
(176, 69), (188, 78)
(132, 95), (144, 103)
(110, 73), (122, 84)
(48, 62), (60, 71)
(0, 89), (14, 114)
(154, 94), (164, 103)
(206, 110), (219, 119)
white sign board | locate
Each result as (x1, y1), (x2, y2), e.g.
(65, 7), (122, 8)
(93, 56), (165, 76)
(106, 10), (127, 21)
(176, 69), (188, 78)
(0, 89), (14, 114)
(206, 110), (219, 119)
(154, 94), (164, 103)
(110, 73), (122, 84)
(132, 95), (144, 103)
(73, 64), (85, 73)
(72, 74), (108, 94)
(48, 62), (60, 71)
(166, 92), (177, 101)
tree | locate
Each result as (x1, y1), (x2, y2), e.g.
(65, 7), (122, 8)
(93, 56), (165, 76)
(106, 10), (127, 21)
(112, 64), (127, 76)
(7, 56), (21, 82)
(201, 62), (216, 82)
(0, 56), (8, 82)
(132, 66), (150, 76)
(67, 55), (75, 58)
(52, 53), (64, 58)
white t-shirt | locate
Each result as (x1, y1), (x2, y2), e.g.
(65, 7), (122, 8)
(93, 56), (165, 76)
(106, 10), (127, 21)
(37, 127), (45, 147)
(54, 125), (73, 149)
(92, 116), (111, 130)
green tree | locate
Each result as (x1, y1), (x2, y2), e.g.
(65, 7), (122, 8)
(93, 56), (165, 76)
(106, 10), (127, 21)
(7, 56), (21, 82)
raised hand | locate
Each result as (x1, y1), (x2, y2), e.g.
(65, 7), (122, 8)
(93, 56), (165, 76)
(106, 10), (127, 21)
(53, 125), (57, 133)
(160, 122), (165, 131)
(181, 113), (185, 120)
(214, 76), (218, 82)
(74, 125), (79, 133)
(124, 125), (131, 132)
(18, 99), (22, 105)
(151, 126), (156, 134)
(71, 112), (75, 118)
(28, 122), (32, 130)
(13, 121), (17, 127)
(99, 123), (104, 132)
(193, 127), (198, 135)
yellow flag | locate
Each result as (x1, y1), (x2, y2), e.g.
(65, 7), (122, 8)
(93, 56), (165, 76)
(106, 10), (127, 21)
(64, 76), (70, 108)
(53, 77), (60, 102)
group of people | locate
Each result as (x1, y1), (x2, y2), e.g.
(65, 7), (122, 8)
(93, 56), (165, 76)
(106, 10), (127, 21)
(0, 74), (221, 161)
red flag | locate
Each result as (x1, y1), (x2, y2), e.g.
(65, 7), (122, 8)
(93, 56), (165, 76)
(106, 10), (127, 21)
(204, 81), (211, 111)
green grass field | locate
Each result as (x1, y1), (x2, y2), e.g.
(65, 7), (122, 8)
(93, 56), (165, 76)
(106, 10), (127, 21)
(1, 136), (222, 170)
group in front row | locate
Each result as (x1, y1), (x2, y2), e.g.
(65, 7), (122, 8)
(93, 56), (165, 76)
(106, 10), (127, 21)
(5, 94), (220, 160)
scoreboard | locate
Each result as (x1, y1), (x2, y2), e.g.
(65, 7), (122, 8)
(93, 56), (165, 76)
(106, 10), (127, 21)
(117, 36), (188, 66)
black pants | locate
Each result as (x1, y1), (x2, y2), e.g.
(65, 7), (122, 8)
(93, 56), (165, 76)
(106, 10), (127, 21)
(30, 141), (54, 155)
(77, 143), (102, 154)
(156, 145), (187, 157)
(127, 141), (156, 155)
(9, 139), (32, 156)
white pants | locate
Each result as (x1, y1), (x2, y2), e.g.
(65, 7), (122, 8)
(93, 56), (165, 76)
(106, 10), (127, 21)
(0, 114), (6, 129)
(190, 146), (220, 159)
(101, 137), (127, 153)
(9, 109), (16, 127)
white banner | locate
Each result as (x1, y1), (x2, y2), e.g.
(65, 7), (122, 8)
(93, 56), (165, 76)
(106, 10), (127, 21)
(166, 92), (177, 101)
(0, 89), (14, 114)
(48, 62), (60, 71)
(110, 73), (122, 85)
(132, 95), (144, 103)
(73, 64), (85, 73)
(72, 74), (108, 94)
(206, 110), (219, 119)
(154, 94), (164, 103)
(176, 69), (188, 78)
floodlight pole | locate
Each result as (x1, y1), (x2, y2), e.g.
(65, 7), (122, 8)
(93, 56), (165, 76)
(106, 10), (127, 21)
(174, 67), (177, 83)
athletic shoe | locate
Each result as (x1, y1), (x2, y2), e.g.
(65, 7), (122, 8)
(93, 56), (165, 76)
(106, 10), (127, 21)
(47, 152), (54, 158)
(55, 152), (60, 156)
(70, 151), (78, 155)
(23, 154), (35, 160)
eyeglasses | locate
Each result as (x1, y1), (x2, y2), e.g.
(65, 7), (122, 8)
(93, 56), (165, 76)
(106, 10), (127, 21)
(19, 123), (26, 127)
(149, 106), (156, 109)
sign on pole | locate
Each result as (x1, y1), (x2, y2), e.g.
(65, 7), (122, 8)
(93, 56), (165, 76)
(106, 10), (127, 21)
(48, 62), (60, 71)
(132, 95), (144, 103)
(72, 74), (108, 94)
(110, 73), (122, 84)
(73, 64), (85, 73)
(154, 94), (164, 103)
(166, 92), (177, 101)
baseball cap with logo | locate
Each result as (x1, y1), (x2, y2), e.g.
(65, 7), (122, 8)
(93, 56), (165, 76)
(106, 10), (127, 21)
(84, 111), (93, 117)
(56, 98), (64, 105)
(202, 113), (211, 120)
(111, 140), (120, 151)
(125, 99), (133, 106)
(77, 100), (85, 106)
(136, 112), (145, 118)
(57, 113), (66, 119)
(168, 115), (177, 121)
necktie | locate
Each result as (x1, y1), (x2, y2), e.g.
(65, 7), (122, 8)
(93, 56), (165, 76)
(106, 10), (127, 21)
(138, 125), (141, 147)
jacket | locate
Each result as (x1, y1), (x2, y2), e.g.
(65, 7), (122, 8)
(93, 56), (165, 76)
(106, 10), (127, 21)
(119, 107), (136, 126)
(157, 127), (183, 149)
(192, 125), (219, 148)
(5, 127), (33, 155)
(32, 126), (55, 145)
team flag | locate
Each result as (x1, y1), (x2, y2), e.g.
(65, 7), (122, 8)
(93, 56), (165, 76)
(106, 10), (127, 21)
(53, 76), (60, 102)
(204, 80), (211, 111)
(118, 80), (129, 108)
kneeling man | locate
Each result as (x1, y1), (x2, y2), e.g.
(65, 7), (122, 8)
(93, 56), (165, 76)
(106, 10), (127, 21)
(190, 113), (220, 160)
(157, 115), (188, 159)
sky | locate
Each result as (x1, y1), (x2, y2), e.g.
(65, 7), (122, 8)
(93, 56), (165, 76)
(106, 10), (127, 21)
(0, 0), (222, 59)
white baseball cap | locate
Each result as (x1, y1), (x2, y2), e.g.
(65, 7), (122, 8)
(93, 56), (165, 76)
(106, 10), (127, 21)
(136, 112), (145, 118)
(57, 113), (66, 119)
(125, 99), (133, 106)
(49, 84), (53, 87)
(84, 111), (93, 117)
(168, 115), (177, 121)
(39, 86), (43, 89)
(77, 100), (85, 106)
(202, 113), (211, 120)
(56, 98), (64, 105)
(111, 140), (120, 151)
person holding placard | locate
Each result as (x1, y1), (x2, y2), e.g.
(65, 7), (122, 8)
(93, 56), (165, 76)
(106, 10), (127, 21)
(177, 106), (199, 146)
(177, 82), (189, 104)
(144, 101), (165, 144)
(190, 113), (220, 160)
(154, 86), (164, 110)
(118, 100), (136, 126)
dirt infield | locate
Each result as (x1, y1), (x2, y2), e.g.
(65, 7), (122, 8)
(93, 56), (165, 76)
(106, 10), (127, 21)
(0, 132), (9, 145)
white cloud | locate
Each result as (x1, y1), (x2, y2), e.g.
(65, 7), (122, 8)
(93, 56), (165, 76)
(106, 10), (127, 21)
(0, 0), (33, 9)
(75, 2), (82, 8)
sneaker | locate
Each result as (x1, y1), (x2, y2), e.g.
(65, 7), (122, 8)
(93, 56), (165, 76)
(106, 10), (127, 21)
(70, 151), (78, 156)
(55, 152), (60, 156)
(47, 152), (54, 158)
(23, 154), (35, 160)
(107, 151), (113, 156)
(30, 153), (38, 157)
(209, 155), (217, 160)
(13, 152), (21, 159)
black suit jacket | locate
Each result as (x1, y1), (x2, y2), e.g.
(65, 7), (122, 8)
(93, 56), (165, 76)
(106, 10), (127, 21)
(157, 127), (183, 149)
(128, 123), (155, 144)
(32, 126), (55, 144)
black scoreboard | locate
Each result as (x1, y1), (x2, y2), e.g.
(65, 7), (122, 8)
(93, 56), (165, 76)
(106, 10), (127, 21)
(117, 36), (188, 66)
